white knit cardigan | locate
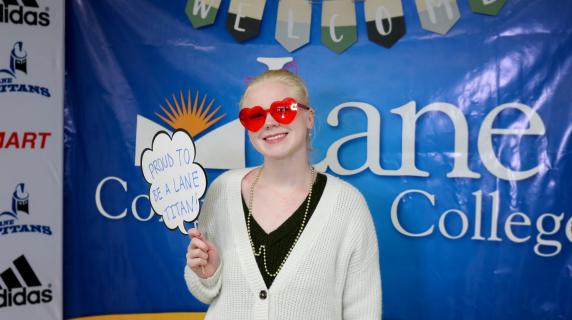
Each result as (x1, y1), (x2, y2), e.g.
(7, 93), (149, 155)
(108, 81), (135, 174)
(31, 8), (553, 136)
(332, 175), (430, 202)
(184, 168), (382, 320)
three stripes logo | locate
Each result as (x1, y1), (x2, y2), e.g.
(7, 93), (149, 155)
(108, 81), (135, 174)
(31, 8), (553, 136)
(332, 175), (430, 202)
(0, 255), (52, 308)
(0, 0), (50, 27)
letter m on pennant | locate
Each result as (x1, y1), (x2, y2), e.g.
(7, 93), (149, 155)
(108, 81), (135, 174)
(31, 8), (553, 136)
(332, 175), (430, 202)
(415, 0), (460, 34)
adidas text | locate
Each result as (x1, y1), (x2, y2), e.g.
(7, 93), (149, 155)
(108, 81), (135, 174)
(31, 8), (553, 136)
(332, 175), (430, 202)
(0, 4), (50, 27)
(0, 287), (53, 308)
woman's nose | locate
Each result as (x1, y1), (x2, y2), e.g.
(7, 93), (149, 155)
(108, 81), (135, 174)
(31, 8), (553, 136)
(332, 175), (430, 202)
(263, 110), (279, 129)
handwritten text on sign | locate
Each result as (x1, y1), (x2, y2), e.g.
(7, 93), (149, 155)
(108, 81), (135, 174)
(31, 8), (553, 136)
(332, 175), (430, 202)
(141, 130), (207, 234)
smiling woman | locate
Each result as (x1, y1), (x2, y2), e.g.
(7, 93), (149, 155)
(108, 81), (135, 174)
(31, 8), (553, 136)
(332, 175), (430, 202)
(183, 69), (382, 320)
(240, 72), (314, 161)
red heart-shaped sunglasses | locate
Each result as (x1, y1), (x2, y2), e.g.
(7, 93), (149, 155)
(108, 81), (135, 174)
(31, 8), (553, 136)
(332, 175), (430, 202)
(239, 97), (310, 132)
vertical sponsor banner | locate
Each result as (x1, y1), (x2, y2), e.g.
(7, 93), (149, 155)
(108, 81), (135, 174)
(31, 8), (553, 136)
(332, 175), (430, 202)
(275, 0), (312, 52)
(364, 0), (406, 48)
(0, 0), (63, 319)
(415, 0), (460, 34)
(321, 0), (357, 53)
(185, 0), (222, 28)
(226, 0), (266, 42)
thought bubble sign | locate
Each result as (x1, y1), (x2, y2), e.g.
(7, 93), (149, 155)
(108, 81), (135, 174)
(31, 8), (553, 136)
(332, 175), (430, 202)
(141, 130), (207, 234)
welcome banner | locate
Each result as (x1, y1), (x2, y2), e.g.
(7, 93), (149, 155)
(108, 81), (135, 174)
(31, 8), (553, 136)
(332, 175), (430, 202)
(65, 1), (572, 319)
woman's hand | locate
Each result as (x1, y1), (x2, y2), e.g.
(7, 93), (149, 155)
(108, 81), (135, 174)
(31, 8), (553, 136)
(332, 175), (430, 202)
(186, 228), (220, 279)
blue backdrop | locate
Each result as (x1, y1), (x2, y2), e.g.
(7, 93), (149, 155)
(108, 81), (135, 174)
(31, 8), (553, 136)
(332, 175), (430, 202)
(65, 0), (572, 319)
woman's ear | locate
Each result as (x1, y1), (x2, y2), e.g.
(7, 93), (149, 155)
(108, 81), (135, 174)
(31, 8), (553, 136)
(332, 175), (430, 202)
(306, 108), (315, 129)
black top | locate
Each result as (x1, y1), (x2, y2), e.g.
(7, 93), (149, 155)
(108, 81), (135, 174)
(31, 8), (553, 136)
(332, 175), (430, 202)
(242, 173), (327, 288)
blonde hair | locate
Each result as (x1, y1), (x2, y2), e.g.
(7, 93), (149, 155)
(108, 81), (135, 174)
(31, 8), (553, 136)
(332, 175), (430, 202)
(239, 69), (310, 108)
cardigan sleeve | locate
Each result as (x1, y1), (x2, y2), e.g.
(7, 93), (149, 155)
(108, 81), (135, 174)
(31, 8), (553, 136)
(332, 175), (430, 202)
(184, 261), (222, 304)
(342, 192), (382, 320)
(183, 176), (224, 304)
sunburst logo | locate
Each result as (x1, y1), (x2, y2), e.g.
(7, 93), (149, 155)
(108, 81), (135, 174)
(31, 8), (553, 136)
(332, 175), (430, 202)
(155, 90), (225, 137)
(135, 89), (244, 169)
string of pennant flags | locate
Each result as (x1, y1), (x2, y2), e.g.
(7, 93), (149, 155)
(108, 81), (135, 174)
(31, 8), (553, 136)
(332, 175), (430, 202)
(185, 0), (506, 53)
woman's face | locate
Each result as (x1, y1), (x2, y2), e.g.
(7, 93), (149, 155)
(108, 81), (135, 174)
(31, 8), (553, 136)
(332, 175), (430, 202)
(241, 80), (313, 160)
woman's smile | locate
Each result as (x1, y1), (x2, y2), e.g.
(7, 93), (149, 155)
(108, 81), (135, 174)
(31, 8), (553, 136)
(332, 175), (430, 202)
(262, 132), (288, 144)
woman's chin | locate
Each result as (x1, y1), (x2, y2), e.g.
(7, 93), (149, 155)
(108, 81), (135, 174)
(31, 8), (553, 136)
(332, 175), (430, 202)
(259, 148), (292, 160)
(259, 144), (308, 161)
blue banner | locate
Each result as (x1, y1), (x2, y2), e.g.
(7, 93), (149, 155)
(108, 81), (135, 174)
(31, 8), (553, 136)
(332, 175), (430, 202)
(64, 0), (572, 319)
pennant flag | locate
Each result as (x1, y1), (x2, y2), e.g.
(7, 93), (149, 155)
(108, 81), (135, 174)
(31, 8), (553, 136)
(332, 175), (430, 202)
(275, 0), (312, 52)
(415, 0), (460, 35)
(185, 0), (221, 28)
(469, 0), (506, 16)
(364, 0), (406, 48)
(227, 0), (267, 42)
(321, 0), (357, 53)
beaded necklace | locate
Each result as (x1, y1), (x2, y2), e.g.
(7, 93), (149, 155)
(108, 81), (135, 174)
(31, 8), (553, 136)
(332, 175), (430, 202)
(247, 166), (316, 278)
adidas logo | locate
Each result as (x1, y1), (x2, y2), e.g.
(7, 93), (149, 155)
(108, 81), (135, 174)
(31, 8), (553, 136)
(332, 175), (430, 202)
(0, 255), (52, 308)
(0, 0), (50, 27)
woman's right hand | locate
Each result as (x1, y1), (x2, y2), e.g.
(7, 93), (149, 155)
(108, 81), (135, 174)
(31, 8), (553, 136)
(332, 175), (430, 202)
(186, 228), (220, 279)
